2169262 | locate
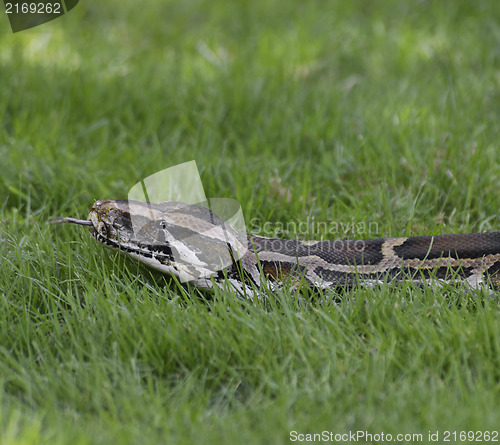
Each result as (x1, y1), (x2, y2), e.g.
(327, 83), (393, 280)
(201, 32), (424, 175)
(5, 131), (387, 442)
(444, 431), (498, 442)
(5, 2), (62, 14)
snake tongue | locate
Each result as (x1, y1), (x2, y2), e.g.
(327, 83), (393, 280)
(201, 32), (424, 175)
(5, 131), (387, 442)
(48, 216), (93, 226)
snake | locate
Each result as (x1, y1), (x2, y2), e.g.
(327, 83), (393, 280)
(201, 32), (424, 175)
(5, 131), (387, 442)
(52, 199), (500, 295)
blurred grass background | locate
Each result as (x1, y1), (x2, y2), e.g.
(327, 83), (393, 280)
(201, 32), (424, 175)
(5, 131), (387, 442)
(1, 0), (500, 443)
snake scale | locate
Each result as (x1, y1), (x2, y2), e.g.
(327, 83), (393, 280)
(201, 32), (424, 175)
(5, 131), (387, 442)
(54, 199), (500, 294)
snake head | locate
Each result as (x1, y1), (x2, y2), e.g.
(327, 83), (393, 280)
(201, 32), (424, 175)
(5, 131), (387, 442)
(88, 200), (138, 245)
(87, 199), (248, 284)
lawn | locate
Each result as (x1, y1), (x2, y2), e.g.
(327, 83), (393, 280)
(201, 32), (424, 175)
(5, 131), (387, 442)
(1, 1), (500, 443)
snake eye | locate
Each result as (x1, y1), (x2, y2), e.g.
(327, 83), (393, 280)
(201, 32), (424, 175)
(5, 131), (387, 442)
(160, 220), (167, 229)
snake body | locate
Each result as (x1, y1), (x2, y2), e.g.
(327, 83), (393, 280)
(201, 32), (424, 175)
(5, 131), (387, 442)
(56, 199), (500, 294)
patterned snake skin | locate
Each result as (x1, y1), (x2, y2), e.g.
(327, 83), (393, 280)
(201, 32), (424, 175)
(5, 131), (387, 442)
(54, 200), (500, 294)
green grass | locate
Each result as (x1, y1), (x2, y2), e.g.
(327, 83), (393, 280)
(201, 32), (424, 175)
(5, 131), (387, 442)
(1, 0), (500, 443)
